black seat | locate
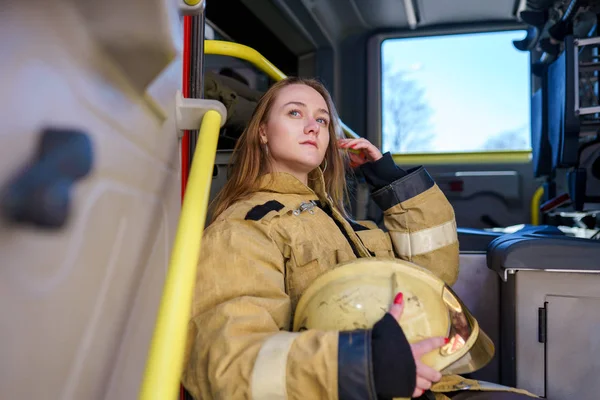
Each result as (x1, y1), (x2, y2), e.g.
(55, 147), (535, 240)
(457, 227), (503, 252)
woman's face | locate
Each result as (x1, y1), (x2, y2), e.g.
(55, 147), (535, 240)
(260, 84), (331, 180)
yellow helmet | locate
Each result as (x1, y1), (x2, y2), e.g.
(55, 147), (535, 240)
(292, 258), (494, 375)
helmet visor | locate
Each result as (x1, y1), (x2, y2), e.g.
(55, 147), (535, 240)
(437, 285), (495, 375)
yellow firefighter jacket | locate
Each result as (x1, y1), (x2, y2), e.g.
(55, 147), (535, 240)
(181, 157), (462, 400)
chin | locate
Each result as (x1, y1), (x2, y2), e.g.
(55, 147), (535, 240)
(306, 156), (325, 169)
(294, 159), (322, 174)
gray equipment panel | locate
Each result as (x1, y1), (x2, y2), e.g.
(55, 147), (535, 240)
(434, 171), (521, 203)
(453, 254), (501, 383)
(546, 295), (600, 400)
(487, 227), (600, 398)
(513, 272), (600, 398)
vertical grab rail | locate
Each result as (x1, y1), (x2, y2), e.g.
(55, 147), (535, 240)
(139, 110), (222, 400)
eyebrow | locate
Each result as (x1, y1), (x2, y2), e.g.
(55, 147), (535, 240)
(283, 101), (330, 116)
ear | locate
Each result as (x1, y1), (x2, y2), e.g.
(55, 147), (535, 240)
(259, 125), (267, 144)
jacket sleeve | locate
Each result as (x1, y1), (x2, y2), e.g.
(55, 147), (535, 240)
(360, 153), (460, 286)
(181, 218), (381, 400)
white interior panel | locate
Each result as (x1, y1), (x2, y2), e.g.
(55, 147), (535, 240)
(0, 1), (181, 398)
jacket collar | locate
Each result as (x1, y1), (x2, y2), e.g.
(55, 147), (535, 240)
(257, 169), (372, 258)
(257, 168), (327, 202)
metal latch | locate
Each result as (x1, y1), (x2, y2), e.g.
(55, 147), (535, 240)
(293, 201), (317, 216)
(538, 303), (547, 343)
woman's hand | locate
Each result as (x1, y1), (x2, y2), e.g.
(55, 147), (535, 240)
(389, 293), (446, 398)
(338, 138), (383, 168)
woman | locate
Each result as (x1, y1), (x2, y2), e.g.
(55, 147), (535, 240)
(181, 77), (535, 400)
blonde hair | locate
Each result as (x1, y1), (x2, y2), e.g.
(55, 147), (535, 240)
(211, 77), (350, 221)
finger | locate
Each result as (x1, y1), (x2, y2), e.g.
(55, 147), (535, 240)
(341, 143), (368, 158)
(340, 140), (381, 162)
(346, 148), (364, 156)
(348, 149), (367, 167)
(348, 143), (370, 150)
(338, 139), (359, 147)
(347, 144), (377, 159)
(341, 138), (370, 148)
(412, 337), (448, 357)
(412, 388), (424, 398)
(347, 142), (381, 159)
(416, 362), (442, 383)
(345, 137), (368, 143)
(416, 376), (432, 391)
(348, 153), (365, 166)
(388, 292), (404, 321)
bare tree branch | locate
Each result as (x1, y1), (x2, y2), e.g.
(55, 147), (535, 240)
(382, 62), (435, 153)
(482, 126), (529, 150)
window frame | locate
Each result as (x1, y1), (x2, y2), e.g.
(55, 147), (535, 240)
(366, 22), (532, 164)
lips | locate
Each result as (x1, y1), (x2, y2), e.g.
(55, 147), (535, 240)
(301, 140), (318, 148)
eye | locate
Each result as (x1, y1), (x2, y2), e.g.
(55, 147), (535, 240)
(316, 117), (329, 125)
(288, 109), (301, 117)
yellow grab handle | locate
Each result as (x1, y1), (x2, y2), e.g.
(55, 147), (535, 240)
(139, 110), (222, 400)
(205, 40), (286, 81)
(530, 186), (545, 226)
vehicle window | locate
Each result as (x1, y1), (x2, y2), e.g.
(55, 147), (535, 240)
(381, 30), (531, 154)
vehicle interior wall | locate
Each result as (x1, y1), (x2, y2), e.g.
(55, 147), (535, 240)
(1, 0), (182, 398)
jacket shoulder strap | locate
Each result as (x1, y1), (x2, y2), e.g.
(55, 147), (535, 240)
(244, 200), (285, 221)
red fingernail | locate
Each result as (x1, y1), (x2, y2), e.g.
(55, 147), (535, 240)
(444, 337), (450, 344)
(394, 292), (403, 305)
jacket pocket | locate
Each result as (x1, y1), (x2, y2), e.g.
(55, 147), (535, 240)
(286, 243), (336, 313)
(355, 229), (395, 258)
(335, 249), (354, 264)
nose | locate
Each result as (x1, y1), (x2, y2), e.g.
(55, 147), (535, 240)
(303, 117), (319, 136)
